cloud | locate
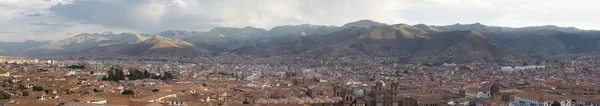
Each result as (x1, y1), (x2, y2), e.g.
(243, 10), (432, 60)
(48, 0), (216, 33)
(0, 0), (599, 42)
(25, 13), (43, 17)
(47, 0), (405, 32)
(30, 22), (73, 27)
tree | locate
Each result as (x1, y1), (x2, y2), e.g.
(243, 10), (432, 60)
(18, 85), (26, 90)
(243, 98), (250, 104)
(107, 68), (126, 81)
(162, 72), (174, 80)
(551, 101), (561, 106)
(21, 91), (29, 97)
(122, 90), (134, 95)
(32, 86), (44, 91)
(66, 64), (85, 69)
(0, 92), (10, 100)
(90, 71), (95, 75)
(143, 70), (151, 78)
(107, 68), (115, 81)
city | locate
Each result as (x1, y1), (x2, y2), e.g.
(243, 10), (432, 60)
(1, 54), (600, 106)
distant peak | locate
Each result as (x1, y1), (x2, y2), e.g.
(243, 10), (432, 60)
(342, 19), (387, 28)
(356, 19), (378, 23)
(150, 35), (166, 39)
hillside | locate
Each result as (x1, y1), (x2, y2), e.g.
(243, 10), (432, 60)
(0, 40), (48, 56)
(5, 20), (600, 62)
(434, 23), (600, 58)
(87, 35), (209, 57)
(415, 31), (526, 62)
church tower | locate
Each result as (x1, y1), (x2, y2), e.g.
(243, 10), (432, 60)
(490, 82), (500, 98)
(334, 84), (343, 97)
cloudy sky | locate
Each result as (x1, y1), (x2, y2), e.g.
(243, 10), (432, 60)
(0, 0), (598, 42)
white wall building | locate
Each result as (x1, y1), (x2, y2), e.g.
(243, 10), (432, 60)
(464, 88), (490, 98)
(82, 98), (107, 104)
(512, 92), (570, 106)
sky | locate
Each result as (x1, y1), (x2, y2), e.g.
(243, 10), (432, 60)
(0, 0), (598, 42)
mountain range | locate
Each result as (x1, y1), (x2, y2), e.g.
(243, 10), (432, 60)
(2, 20), (600, 62)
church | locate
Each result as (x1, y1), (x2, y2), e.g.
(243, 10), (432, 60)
(332, 80), (418, 106)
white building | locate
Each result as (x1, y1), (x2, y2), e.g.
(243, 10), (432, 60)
(512, 92), (570, 106)
(464, 88), (490, 98)
(81, 98), (107, 104)
(501, 65), (545, 71)
(139, 92), (178, 103)
(88, 62), (105, 70)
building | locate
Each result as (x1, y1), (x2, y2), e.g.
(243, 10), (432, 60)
(0, 71), (9, 77)
(464, 88), (490, 98)
(76, 97), (107, 104)
(512, 92), (570, 106)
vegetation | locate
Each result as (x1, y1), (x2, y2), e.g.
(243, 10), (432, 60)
(122, 90), (134, 95)
(161, 72), (174, 80)
(66, 64), (86, 69)
(0, 92), (10, 100)
(106, 68), (126, 81)
(93, 88), (101, 92)
(551, 101), (561, 106)
(32, 86), (44, 91)
(21, 91), (29, 97)
(127, 69), (151, 80)
(243, 98), (250, 104)
(18, 85), (26, 90)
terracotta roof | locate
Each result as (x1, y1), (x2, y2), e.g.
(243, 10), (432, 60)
(464, 88), (488, 93)
(139, 92), (177, 102)
(515, 92), (569, 101)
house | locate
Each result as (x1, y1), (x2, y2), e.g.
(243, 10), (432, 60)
(139, 92), (178, 103)
(0, 71), (9, 77)
(569, 96), (600, 106)
(512, 92), (571, 106)
(75, 97), (107, 104)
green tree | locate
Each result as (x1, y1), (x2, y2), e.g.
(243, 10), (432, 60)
(107, 68), (115, 81)
(162, 72), (174, 80)
(243, 98), (250, 104)
(21, 91), (29, 97)
(551, 101), (561, 106)
(18, 85), (26, 90)
(122, 90), (134, 95)
(0, 92), (10, 100)
(143, 70), (150, 78)
(107, 68), (126, 81)
(32, 86), (44, 91)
